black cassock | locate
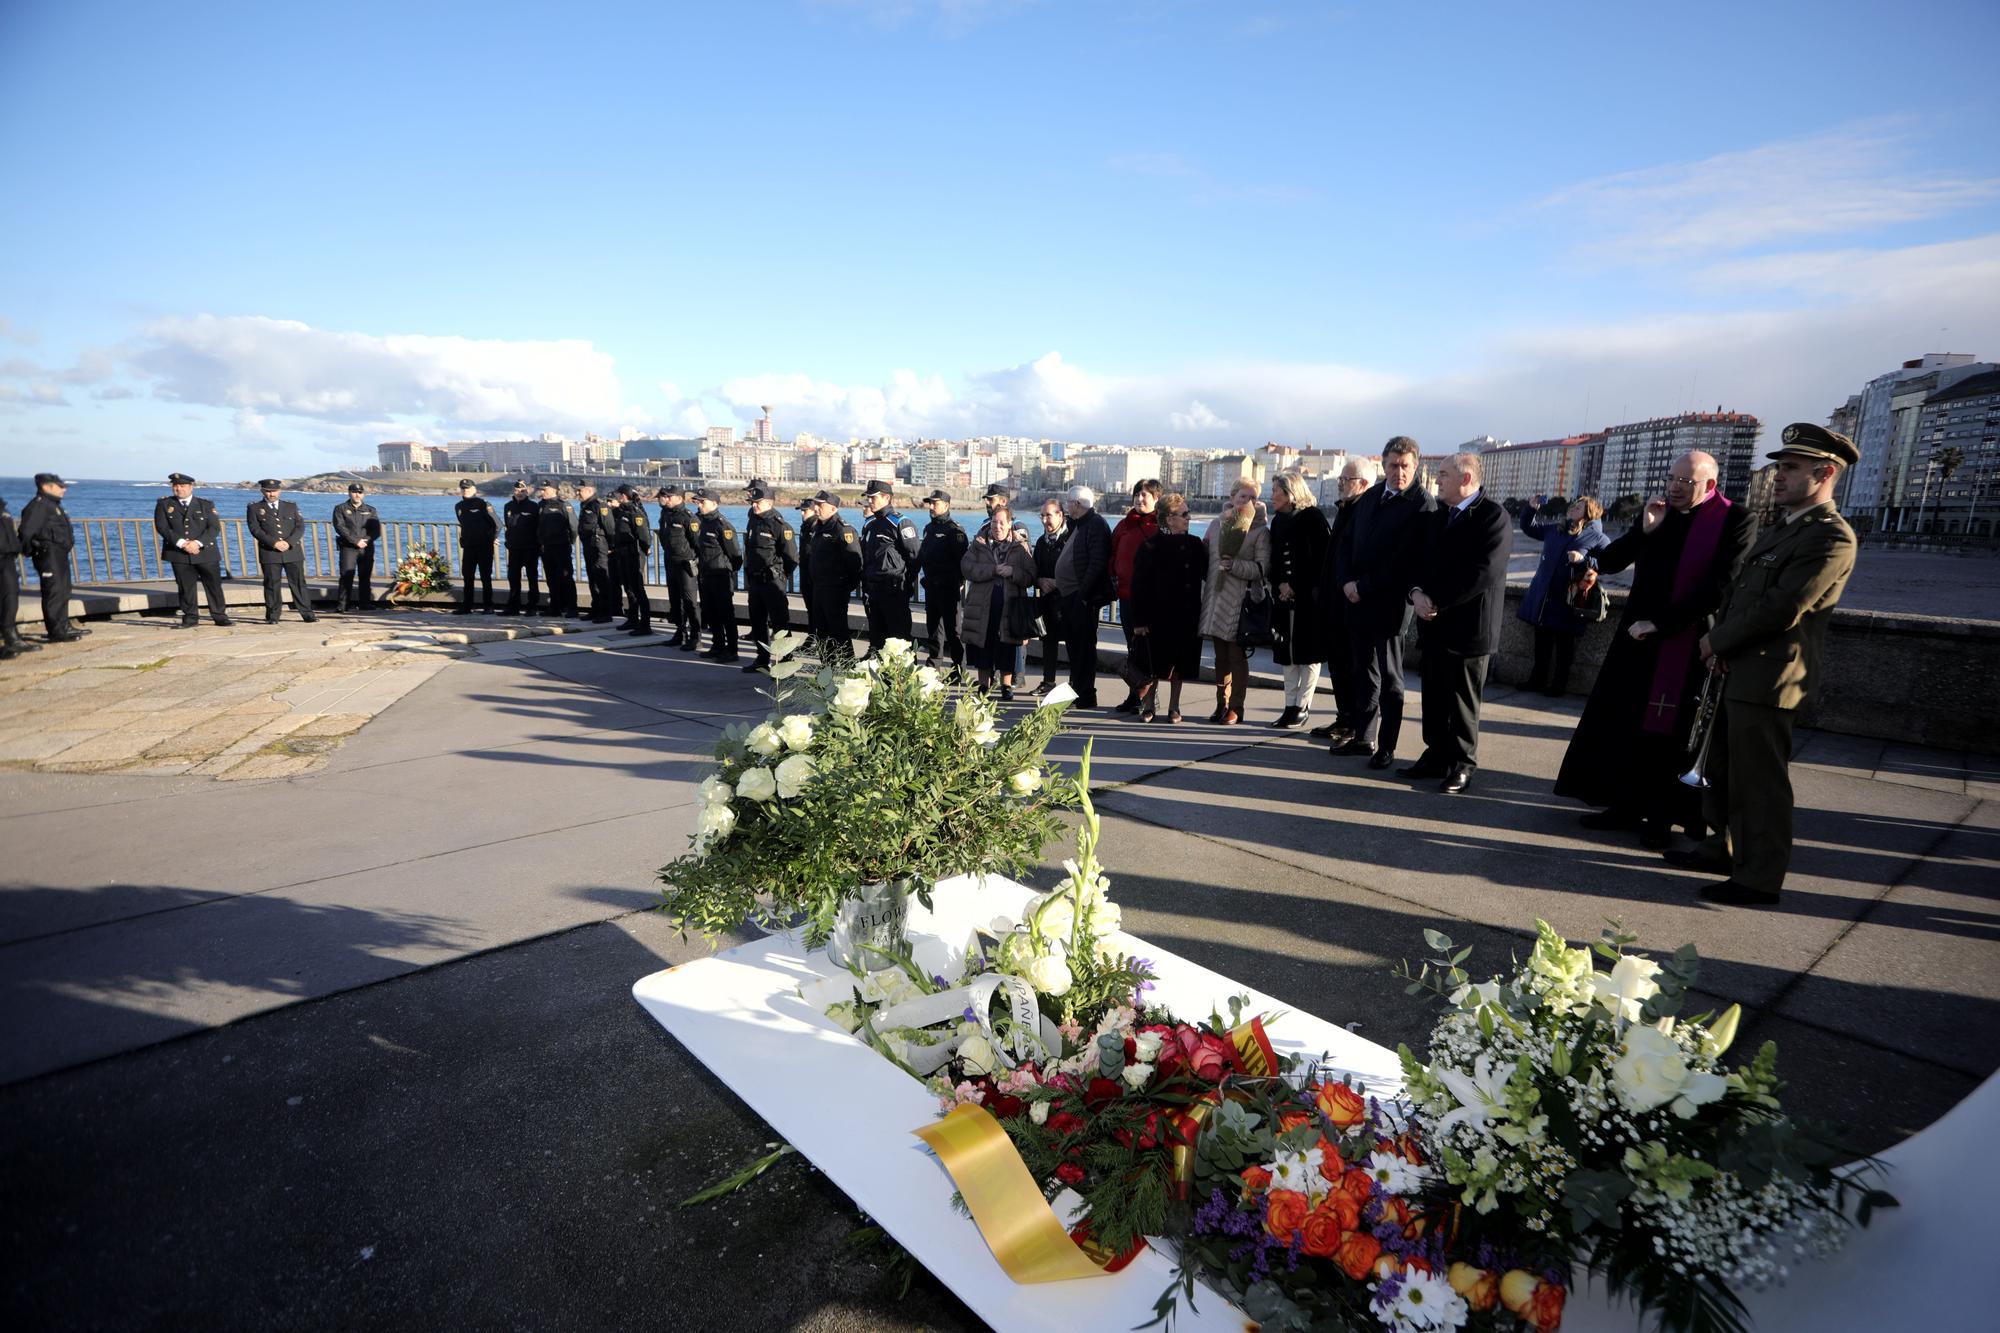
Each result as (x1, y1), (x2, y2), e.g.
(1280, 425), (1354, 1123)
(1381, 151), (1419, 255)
(1554, 500), (1757, 830)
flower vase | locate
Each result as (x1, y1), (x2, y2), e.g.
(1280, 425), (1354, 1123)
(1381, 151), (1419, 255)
(825, 876), (917, 971)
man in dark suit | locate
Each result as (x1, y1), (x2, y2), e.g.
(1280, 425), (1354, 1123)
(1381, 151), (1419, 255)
(500, 480), (540, 615)
(1055, 485), (1113, 708)
(453, 478), (499, 613)
(19, 474), (82, 641)
(332, 483), (381, 612)
(1406, 450), (1511, 793)
(155, 472), (234, 628)
(535, 481), (578, 617)
(575, 480), (618, 623)
(1312, 457), (1379, 742)
(1331, 438), (1436, 767)
(246, 480), (316, 623)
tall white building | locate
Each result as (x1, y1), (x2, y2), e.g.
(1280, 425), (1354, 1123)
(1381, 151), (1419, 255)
(448, 438), (567, 472)
(1073, 448), (1162, 496)
(1597, 412), (1761, 501)
(1840, 354), (1991, 529)
(1480, 434), (1604, 503)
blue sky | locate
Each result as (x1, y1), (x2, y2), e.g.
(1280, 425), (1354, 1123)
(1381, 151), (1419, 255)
(4, 0), (1999, 479)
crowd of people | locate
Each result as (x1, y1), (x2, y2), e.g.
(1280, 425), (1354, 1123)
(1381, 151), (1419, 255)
(4, 421), (1859, 909)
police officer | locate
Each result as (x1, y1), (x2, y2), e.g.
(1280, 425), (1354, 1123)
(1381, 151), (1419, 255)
(1670, 423), (1861, 907)
(858, 479), (920, 653)
(500, 479), (541, 615)
(741, 479), (799, 672)
(247, 479), (316, 623)
(693, 488), (743, 660)
(0, 495), (37, 658)
(453, 479), (499, 613)
(610, 486), (656, 635)
(805, 490), (861, 659)
(916, 488), (969, 669)
(534, 481), (578, 617)
(156, 472), (234, 627)
(655, 483), (702, 649)
(18, 474), (82, 640)
(576, 480), (619, 623)
(333, 482), (382, 612)
(981, 482), (1010, 520)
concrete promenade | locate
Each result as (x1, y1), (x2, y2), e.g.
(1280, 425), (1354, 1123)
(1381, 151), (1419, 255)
(1, 608), (1995, 1330)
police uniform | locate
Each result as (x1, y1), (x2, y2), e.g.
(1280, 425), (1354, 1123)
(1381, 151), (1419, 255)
(694, 493), (743, 659)
(17, 476), (79, 639)
(576, 490), (620, 622)
(805, 493), (862, 658)
(536, 490), (578, 616)
(915, 493), (969, 668)
(0, 496), (27, 656)
(612, 487), (655, 634)
(247, 483), (316, 623)
(859, 482), (921, 652)
(796, 500), (820, 622)
(741, 483), (799, 670)
(1689, 423), (1860, 905)
(333, 489), (382, 612)
(453, 485), (499, 612)
(155, 475), (233, 626)
(501, 488), (541, 613)
(657, 492), (703, 648)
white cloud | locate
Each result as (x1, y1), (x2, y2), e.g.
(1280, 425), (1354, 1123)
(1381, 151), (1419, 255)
(1169, 400), (1230, 431)
(0, 316), (37, 346)
(1541, 124), (2000, 261)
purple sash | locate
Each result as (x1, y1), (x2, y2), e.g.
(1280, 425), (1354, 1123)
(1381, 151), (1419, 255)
(1641, 494), (1731, 735)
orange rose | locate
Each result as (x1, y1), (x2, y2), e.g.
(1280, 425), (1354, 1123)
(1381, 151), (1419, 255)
(1317, 1138), (1342, 1183)
(1500, 1270), (1541, 1317)
(1315, 1081), (1367, 1129)
(1277, 1109), (1312, 1132)
(1299, 1207), (1341, 1258)
(1322, 1189), (1361, 1232)
(1371, 1253), (1402, 1282)
(1239, 1165), (1272, 1198)
(1339, 1165), (1374, 1204)
(1530, 1281), (1566, 1331)
(1332, 1231), (1382, 1281)
(1263, 1188), (1310, 1241)
(1448, 1264), (1498, 1312)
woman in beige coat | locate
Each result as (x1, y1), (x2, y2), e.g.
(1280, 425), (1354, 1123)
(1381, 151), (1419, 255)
(1199, 482), (1270, 723)
(959, 503), (1035, 698)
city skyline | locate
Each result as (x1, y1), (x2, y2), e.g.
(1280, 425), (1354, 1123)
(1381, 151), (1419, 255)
(3, 0), (1999, 478)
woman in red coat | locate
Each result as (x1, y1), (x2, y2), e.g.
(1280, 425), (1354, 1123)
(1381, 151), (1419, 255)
(1108, 479), (1161, 713)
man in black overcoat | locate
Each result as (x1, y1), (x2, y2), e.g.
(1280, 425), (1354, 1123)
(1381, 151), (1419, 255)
(155, 472), (233, 627)
(246, 480), (316, 623)
(1312, 458), (1377, 741)
(1331, 438), (1436, 767)
(1406, 450), (1511, 794)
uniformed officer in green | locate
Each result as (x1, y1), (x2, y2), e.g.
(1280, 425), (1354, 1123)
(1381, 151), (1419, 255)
(805, 490), (861, 659)
(610, 486), (655, 635)
(1667, 423), (1859, 906)
(655, 483), (702, 649)
(693, 487), (743, 660)
(576, 480), (620, 623)
(741, 479), (799, 672)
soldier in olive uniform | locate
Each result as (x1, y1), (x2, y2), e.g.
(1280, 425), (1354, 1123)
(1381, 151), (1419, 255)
(500, 480), (541, 615)
(655, 483), (702, 649)
(610, 486), (656, 635)
(858, 479), (921, 653)
(693, 488), (743, 660)
(916, 488), (969, 669)
(576, 480), (619, 623)
(247, 480), (316, 623)
(333, 483), (382, 612)
(805, 490), (861, 659)
(1666, 424), (1860, 907)
(536, 482), (578, 617)
(453, 479), (499, 613)
(19, 474), (82, 640)
(740, 479), (799, 672)
(155, 472), (234, 627)
(0, 495), (38, 657)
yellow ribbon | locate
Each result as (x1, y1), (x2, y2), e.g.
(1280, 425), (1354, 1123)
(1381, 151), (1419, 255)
(911, 1104), (1111, 1283)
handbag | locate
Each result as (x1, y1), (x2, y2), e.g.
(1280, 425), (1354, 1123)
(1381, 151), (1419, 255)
(1568, 567), (1610, 623)
(1238, 578), (1275, 648)
(1005, 586), (1041, 641)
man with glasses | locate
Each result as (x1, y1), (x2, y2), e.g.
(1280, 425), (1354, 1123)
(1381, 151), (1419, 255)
(1556, 449), (1756, 848)
(1311, 457), (1380, 741)
(1031, 499), (1070, 693)
(1331, 437), (1436, 768)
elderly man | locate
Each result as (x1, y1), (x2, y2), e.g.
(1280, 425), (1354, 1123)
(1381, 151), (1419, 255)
(1556, 449), (1756, 847)
(1332, 438), (1436, 767)
(1032, 498), (1071, 694)
(1054, 485), (1113, 708)
(1406, 451), (1510, 793)
(1311, 456), (1380, 740)
(1666, 425), (1859, 907)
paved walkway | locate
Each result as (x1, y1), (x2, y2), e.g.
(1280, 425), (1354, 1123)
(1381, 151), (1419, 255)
(1, 610), (1994, 1330)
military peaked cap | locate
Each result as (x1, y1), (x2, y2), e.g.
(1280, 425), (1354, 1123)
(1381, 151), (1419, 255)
(168, 472), (197, 485)
(1770, 423), (1859, 467)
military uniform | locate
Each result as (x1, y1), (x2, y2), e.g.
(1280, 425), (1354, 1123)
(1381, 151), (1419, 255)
(859, 486), (921, 653)
(1693, 424), (1860, 903)
(695, 500), (743, 659)
(657, 495), (702, 647)
(806, 498), (862, 658)
(577, 492), (619, 622)
(155, 478), (233, 625)
(536, 493), (578, 616)
(742, 501), (799, 670)
(453, 487), (499, 612)
(333, 492), (382, 611)
(246, 485), (316, 622)
(502, 491), (541, 613)
(18, 478), (78, 639)
(612, 490), (655, 635)
(916, 501), (969, 668)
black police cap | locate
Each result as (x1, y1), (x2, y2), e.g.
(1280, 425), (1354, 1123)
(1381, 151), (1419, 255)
(982, 483), (1009, 499)
(458, 477), (478, 487)
(811, 489), (841, 505)
(1770, 422), (1859, 468)
(743, 479), (771, 500)
(256, 478), (283, 490)
(347, 483), (366, 493)
(168, 472), (196, 485)
(863, 479), (895, 497)
(34, 472), (66, 487)
(617, 484), (639, 499)
(920, 488), (952, 504)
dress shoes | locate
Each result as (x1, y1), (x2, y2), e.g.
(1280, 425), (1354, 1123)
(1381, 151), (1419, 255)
(1308, 721), (1346, 740)
(46, 631), (86, 643)
(265, 616), (280, 625)
(1578, 807), (1644, 831)
(3, 639), (38, 653)
(1663, 846), (1731, 875)
(1330, 736), (1372, 757)
(1439, 765), (1473, 794)
(452, 605), (473, 615)
(1638, 821), (1674, 850)
(1367, 750), (1395, 770)
(302, 614), (319, 622)
(626, 625), (657, 636)
(1398, 762), (1446, 780)
(1699, 880), (1781, 907)
(175, 621), (199, 630)
(742, 658), (767, 673)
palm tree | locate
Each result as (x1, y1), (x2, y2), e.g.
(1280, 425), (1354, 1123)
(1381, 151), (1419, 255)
(1929, 446), (1965, 533)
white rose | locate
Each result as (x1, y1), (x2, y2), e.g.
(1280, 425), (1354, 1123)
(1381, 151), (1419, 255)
(695, 801), (737, 845)
(879, 636), (914, 661)
(1450, 979), (1503, 1010)
(746, 722), (783, 757)
(735, 766), (778, 802)
(1092, 901), (1122, 935)
(1027, 954), (1073, 997)
(1593, 955), (1663, 1024)
(696, 775), (734, 806)
(1132, 1031), (1163, 1063)
(777, 714), (815, 751)
(914, 665), (945, 696)
(1121, 1062), (1154, 1090)
(957, 1031), (996, 1075)
(1029, 1099), (1051, 1126)
(774, 752), (816, 799)
(1038, 682), (1077, 709)
(1007, 768), (1043, 795)
(1612, 1024), (1727, 1117)
(830, 678), (872, 716)
(1031, 892), (1076, 941)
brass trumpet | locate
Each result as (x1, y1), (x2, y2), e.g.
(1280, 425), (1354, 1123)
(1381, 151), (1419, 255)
(1678, 663), (1721, 788)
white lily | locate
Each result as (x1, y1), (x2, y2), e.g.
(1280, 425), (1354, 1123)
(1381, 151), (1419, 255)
(1433, 1054), (1514, 1139)
(1038, 682), (1077, 709)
